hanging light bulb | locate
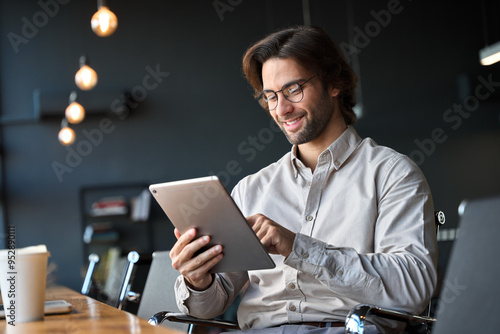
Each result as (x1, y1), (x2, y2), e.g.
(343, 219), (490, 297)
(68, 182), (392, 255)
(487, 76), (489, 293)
(58, 119), (76, 146)
(91, 0), (118, 37)
(65, 91), (86, 124)
(75, 55), (98, 91)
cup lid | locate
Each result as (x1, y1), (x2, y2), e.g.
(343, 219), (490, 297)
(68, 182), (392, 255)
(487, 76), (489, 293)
(0, 244), (50, 257)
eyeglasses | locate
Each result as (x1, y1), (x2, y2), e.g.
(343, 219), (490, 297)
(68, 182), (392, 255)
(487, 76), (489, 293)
(257, 75), (317, 111)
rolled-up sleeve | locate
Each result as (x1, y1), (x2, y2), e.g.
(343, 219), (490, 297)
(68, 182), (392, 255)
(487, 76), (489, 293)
(174, 271), (248, 319)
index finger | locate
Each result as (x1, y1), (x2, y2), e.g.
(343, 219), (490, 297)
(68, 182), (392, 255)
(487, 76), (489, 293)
(171, 228), (197, 254)
(246, 214), (260, 227)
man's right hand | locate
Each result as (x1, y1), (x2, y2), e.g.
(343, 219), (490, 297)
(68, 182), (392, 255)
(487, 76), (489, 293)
(170, 228), (224, 291)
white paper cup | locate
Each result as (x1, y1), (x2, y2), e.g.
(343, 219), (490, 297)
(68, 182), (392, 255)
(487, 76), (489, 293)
(0, 246), (50, 324)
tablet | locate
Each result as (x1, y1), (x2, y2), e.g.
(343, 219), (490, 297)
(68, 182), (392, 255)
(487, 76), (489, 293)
(149, 176), (275, 273)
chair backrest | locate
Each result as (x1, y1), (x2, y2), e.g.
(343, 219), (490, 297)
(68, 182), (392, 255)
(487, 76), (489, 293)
(136, 250), (189, 332)
(432, 195), (500, 333)
(117, 251), (141, 309)
(81, 253), (100, 295)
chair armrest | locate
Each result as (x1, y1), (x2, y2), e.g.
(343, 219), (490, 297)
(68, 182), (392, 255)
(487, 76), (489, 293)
(148, 311), (240, 330)
(345, 304), (436, 334)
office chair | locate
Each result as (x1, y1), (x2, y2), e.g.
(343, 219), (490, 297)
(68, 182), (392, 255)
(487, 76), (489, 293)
(81, 253), (100, 295)
(136, 251), (191, 332)
(114, 250), (153, 315)
(116, 251), (141, 310)
(148, 212), (445, 334)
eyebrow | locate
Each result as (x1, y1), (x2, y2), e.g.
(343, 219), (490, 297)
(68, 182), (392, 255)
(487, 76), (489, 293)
(262, 78), (308, 92)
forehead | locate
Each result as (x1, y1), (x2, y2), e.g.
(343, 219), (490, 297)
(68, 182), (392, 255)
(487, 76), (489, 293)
(261, 58), (311, 90)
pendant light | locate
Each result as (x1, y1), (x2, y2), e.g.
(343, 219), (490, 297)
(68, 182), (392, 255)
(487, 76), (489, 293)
(479, 0), (500, 66)
(58, 118), (76, 146)
(75, 55), (98, 91)
(91, 0), (118, 37)
(65, 91), (86, 124)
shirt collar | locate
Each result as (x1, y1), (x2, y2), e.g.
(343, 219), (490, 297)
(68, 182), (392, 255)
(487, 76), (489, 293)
(290, 127), (363, 177)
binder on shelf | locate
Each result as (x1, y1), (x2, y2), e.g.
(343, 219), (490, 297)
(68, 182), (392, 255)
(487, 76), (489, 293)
(90, 196), (128, 217)
(130, 189), (151, 222)
(83, 222), (120, 244)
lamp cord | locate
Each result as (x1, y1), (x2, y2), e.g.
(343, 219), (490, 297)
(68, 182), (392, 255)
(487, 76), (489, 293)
(481, 0), (489, 47)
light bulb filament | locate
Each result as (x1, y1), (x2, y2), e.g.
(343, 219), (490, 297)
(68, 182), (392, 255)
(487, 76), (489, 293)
(82, 67), (93, 86)
(99, 12), (110, 33)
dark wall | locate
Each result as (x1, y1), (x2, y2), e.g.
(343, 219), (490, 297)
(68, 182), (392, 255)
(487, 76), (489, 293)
(1, 0), (499, 291)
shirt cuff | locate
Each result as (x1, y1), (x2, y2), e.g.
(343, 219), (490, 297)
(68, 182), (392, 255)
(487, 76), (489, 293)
(284, 233), (327, 275)
(174, 274), (225, 314)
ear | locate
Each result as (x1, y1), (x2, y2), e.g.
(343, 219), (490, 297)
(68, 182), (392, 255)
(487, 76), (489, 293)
(329, 86), (340, 98)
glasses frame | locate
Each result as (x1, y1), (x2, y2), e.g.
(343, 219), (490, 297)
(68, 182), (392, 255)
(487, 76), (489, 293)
(257, 75), (317, 111)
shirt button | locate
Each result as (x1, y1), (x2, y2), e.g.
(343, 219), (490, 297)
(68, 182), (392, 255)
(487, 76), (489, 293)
(288, 283), (296, 290)
(334, 160), (340, 168)
(306, 215), (313, 221)
(289, 305), (296, 312)
(302, 252), (309, 259)
(307, 181), (311, 187)
(337, 269), (344, 276)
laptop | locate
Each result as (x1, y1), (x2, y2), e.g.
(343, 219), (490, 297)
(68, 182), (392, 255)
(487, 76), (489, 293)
(432, 194), (500, 333)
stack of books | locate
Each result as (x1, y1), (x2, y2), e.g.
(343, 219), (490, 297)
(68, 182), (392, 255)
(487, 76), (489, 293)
(90, 197), (128, 217)
(83, 222), (120, 244)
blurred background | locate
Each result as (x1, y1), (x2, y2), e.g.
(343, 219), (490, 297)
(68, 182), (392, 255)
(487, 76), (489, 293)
(0, 0), (499, 296)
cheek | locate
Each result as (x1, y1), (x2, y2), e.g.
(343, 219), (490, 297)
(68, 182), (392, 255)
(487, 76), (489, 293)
(270, 110), (279, 123)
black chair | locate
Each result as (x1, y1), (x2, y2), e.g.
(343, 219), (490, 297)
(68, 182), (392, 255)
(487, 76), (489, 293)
(149, 211), (445, 334)
(81, 250), (149, 312)
(116, 251), (152, 314)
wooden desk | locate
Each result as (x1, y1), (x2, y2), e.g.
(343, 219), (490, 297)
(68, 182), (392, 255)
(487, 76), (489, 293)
(0, 286), (182, 334)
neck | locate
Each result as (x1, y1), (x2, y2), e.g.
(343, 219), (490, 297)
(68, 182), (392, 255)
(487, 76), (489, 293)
(296, 115), (347, 172)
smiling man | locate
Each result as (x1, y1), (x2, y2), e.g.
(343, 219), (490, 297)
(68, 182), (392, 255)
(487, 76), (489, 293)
(170, 26), (438, 334)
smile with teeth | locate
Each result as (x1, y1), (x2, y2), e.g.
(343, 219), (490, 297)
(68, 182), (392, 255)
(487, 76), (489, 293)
(285, 118), (300, 125)
(283, 116), (303, 126)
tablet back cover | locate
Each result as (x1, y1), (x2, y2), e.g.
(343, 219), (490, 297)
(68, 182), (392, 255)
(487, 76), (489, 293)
(150, 176), (275, 273)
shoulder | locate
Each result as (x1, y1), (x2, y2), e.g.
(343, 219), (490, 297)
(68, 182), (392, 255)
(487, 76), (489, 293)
(236, 152), (291, 189)
(357, 137), (420, 172)
(356, 137), (429, 192)
(231, 152), (292, 203)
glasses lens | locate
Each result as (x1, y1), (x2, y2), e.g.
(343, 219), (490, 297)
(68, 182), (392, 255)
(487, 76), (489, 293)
(283, 83), (303, 103)
(260, 91), (277, 110)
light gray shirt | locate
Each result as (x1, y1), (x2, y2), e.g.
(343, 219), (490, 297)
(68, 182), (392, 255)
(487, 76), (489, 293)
(175, 127), (438, 331)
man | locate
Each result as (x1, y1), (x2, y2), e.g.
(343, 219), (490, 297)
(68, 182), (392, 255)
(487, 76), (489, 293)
(170, 26), (437, 333)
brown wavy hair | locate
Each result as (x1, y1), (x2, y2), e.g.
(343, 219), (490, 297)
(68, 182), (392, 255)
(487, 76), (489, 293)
(242, 25), (358, 125)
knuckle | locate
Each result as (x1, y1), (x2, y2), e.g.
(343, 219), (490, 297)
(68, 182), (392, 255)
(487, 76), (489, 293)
(171, 259), (180, 270)
(187, 272), (199, 282)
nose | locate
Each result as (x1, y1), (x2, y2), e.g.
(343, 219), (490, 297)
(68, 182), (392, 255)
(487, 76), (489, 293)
(273, 93), (294, 117)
